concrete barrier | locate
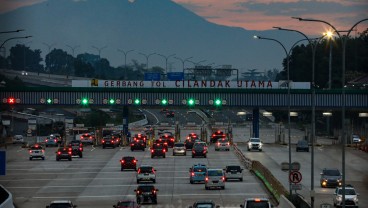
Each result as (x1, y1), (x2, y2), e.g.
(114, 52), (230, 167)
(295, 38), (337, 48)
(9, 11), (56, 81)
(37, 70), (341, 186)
(279, 195), (296, 208)
(0, 185), (15, 208)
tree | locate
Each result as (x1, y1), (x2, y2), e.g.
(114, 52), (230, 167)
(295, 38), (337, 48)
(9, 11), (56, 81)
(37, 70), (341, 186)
(45, 49), (74, 75)
(9, 44), (43, 72)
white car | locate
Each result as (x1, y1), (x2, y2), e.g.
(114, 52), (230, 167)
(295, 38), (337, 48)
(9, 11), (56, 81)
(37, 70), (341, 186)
(240, 198), (273, 208)
(29, 144), (45, 160)
(224, 165), (243, 181)
(247, 138), (263, 151)
(333, 185), (359, 207)
(12, 135), (24, 144)
(136, 165), (156, 183)
(352, 135), (361, 143)
(46, 200), (77, 208)
(21, 71), (28, 75)
(173, 142), (186, 156)
(215, 138), (230, 151)
(205, 169), (225, 190)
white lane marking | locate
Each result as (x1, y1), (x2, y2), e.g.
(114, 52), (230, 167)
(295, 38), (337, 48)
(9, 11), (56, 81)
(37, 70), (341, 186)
(31, 193), (267, 199)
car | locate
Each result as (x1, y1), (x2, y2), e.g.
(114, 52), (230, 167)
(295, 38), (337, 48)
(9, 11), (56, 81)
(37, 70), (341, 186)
(79, 133), (94, 145)
(224, 165), (243, 181)
(205, 169), (225, 190)
(320, 168), (342, 188)
(132, 134), (147, 146)
(68, 140), (83, 158)
(12, 135), (24, 144)
(113, 200), (140, 208)
(189, 164), (207, 184)
(240, 198), (273, 208)
(120, 156), (138, 171)
(352, 134), (361, 143)
(45, 136), (59, 147)
(296, 140), (309, 152)
(173, 142), (186, 156)
(215, 138), (230, 151)
(192, 142), (207, 158)
(210, 130), (226, 143)
(50, 134), (62, 144)
(111, 134), (122, 146)
(153, 138), (168, 151)
(46, 200), (77, 208)
(333, 185), (359, 207)
(160, 134), (175, 147)
(166, 110), (175, 118)
(151, 143), (166, 158)
(185, 133), (198, 150)
(130, 139), (146, 151)
(134, 184), (158, 205)
(29, 144), (45, 160)
(102, 136), (117, 149)
(247, 138), (263, 151)
(189, 200), (220, 208)
(136, 165), (156, 183)
(160, 108), (169, 114)
(56, 147), (72, 161)
(21, 70), (28, 75)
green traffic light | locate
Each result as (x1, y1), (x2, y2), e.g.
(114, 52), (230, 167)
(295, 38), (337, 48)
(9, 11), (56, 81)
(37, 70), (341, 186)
(188, 98), (195, 106)
(134, 98), (141, 105)
(214, 99), (222, 106)
(161, 99), (168, 105)
(47, 98), (52, 104)
(109, 98), (115, 104)
(82, 98), (89, 105)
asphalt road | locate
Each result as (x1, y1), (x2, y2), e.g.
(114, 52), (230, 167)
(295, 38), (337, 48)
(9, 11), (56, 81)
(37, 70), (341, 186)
(1, 129), (270, 208)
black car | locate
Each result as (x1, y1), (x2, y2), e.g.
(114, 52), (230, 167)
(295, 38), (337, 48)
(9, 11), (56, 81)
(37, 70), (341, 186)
(151, 143), (166, 158)
(210, 130), (226, 143)
(120, 156), (138, 171)
(189, 200), (220, 208)
(68, 140), (83, 158)
(191, 142), (207, 158)
(320, 168), (342, 188)
(102, 136), (117, 149)
(153, 138), (168, 151)
(184, 134), (197, 150)
(296, 140), (309, 152)
(166, 110), (175, 118)
(56, 147), (72, 161)
(130, 140), (146, 151)
(134, 184), (158, 205)
(161, 134), (175, 148)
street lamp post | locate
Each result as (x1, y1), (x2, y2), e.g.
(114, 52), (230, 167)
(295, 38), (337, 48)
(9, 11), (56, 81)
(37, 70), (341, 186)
(157, 53), (176, 74)
(118, 49), (134, 80)
(273, 26), (328, 208)
(139, 52), (156, 69)
(92, 45), (107, 58)
(66, 44), (80, 57)
(174, 56), (192, 74)
(1, 36), (32, 49)
(293, 17), (368, 208)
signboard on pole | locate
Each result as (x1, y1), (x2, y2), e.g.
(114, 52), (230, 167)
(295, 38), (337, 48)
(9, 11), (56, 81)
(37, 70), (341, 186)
(144, 72), (161, 81)
(167, 72), (184, 81)
(289, 171), (302, 183)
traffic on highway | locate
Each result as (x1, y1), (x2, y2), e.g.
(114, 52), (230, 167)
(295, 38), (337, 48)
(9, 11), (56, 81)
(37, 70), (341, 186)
(1, 107), (367, 208)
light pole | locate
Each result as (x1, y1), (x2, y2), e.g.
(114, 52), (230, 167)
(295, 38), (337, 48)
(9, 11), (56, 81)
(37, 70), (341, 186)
(157, 53), (176, 74)
(118, 49), (134, 80)
(174, 56), (192, 74)
(188, 59), (206, 67)
(273, 26), (328, 208)
(1, 36), (32, 49)
(92, 45), (107, 58)
(0, 29), (24, 34)
(293, 17), (368, 208)
(66, 44), (80, 57)
(139, 52), (156, 69)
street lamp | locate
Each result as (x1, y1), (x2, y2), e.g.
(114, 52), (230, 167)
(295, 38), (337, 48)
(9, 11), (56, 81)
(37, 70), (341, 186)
(292, 17), (368, 208)
(157, 53), (176, 74)
(273, 26), (327, 207)
(139, 52), (156, 69)
(174, 56), (192, 74)
(188, 59), (206, 67)
(66, 44), (80, 57)
(1, 36), (32, 48)
(92, 45), (107, 58)
(117, 49), (134, 67)
(0, 29), (24, 34)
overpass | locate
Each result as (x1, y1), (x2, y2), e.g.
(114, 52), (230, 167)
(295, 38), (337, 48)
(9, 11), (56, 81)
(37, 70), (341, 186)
(1, 86), (367, 109)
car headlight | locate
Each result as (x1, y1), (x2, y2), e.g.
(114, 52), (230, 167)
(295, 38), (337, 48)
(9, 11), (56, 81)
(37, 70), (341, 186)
(353, 196), (358, 202)
(259, 143), (263, 147)
(336, 196), (342, 202)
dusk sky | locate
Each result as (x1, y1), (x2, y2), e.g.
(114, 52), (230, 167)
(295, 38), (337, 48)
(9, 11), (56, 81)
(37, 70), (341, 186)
(1, 0), (367, 35)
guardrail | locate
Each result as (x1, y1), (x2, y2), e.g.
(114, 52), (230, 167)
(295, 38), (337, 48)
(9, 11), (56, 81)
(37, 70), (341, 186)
(0, 185), (15, 208)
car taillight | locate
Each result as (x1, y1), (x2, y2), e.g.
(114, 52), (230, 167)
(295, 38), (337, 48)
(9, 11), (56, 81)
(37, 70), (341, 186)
(217, 142), (220, 145)
(163, 149), (166, 153)
(102, 140), (105, 143)
(192, 150), (195, 153)
(191, 172), (195, 176)
(121, 160), (125, 163)
(89, 136), (92, 139)
(151, 149), (154, 153)
(57, 151), (61, 155)
(133, 160), (137, 163)
(42, 150), (45, 153)
(79, 148), (83, 151)
(152, 190), (156, 194)
(131, 143), (134, 146)
(205, 177), (208, 181)
(136, 190), (140, 194)
(80, 136), (83, 139)
(203, 150), (206, 153)
(164, 142), (167, 145)
(54, 139), (57, 142)
(222, 176), (225, 181)
(138, 169), (141, 174)
(68, 151), (72, 155)
(111, 140), (114, 143)
(45, 139), (48, 142)
(29, 150), (32, 153)
(227, 142), (230, 145)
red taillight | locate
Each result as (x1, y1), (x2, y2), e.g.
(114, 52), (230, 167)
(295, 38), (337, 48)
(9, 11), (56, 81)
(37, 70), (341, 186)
(136, 190), (140, 194)
(133, 160), (137, 163)
(79, 148), (82, 151)
(54, 139), (57, 142)
(131, 143), (134, 146)
(192, 150), (195, 153)
(217, 142), (220, 145)
(80, 136), (83, 139)
(57, 151), (61, 155)
(29, 150), (32, 153)
(222, 176), (225, 181)
(45, 139), (48, 142)
(102, 140), (105, 143)
(111, 140), (114, 143)
(68, 151), (72, 155)
(152, 190), (156, 194)
(203, 150), (206, 153)
(212, 134), (215, 137)
(121, 160), (125, 164)
(191, 172), (195, 176)
(151, 149), (154, 153)
(42, 150), (45, 153)
(163, 149), (166, 153)
(205, 177), (208, 181)
(227, 142), (230, 145)
(138, 169), (141, 174)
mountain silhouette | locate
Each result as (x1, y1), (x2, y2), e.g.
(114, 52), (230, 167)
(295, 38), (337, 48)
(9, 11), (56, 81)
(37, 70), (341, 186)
(0, 0), (299, 72)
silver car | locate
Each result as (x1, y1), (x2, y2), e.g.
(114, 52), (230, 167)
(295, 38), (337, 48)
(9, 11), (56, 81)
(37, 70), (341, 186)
(173, 142), (186, 156)
(136, 165), (156, 183)
(224, 165), (243, 181)
(205, 169), (225, 190)
(215, 139), (230, 151)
